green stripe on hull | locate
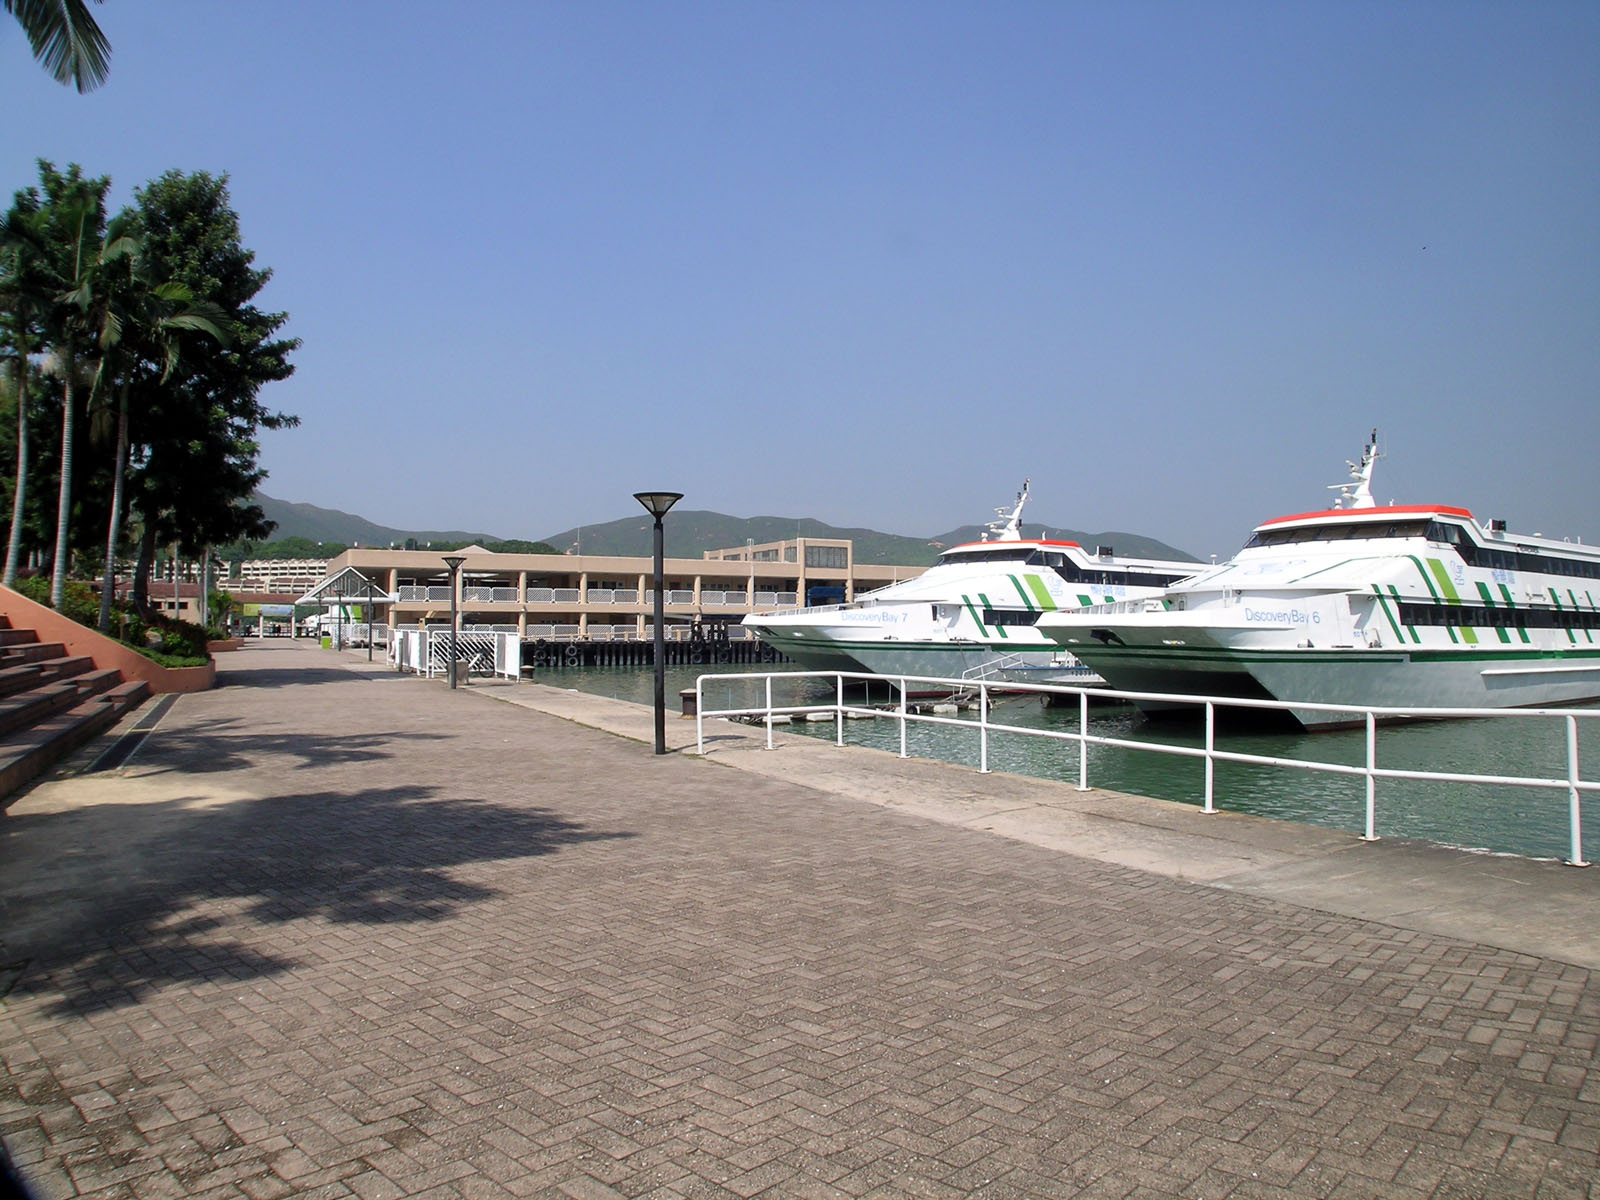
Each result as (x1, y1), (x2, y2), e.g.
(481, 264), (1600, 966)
(1407, 556), (1443, 601)
(1427, 558), (1461, 602)
(1500, 584), (1531, 642)
(977, 593), (1006, 638)
(961, 595), (988, 637)
(1372, 585), (1405, 644)
(1025, 575), (1057, 611)
(1551, 589), (1576, 644)
(1475, 582), (1511, 642)
(1388, 585), (1422, 644)
(1008, 575), (1036, 612)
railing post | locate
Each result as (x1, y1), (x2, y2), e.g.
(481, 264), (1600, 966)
(898, 677), (908, 759)
(765, 674), (775, 751)
(979, 682), (990, 774)
(696, 678), (705, 755)
(1568, 715), (1590, 867)
(1078, 688), (1089, 791)
(836, 674), (845, 747)
(1362, 712), (1379, 841)
(1201, 701), (1216, 814)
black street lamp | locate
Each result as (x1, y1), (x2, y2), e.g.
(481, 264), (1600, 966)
(634, 492), (683, 754)
(442, 554), (466, 688)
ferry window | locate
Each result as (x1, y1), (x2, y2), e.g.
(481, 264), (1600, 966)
(981, 609), (1041, 627)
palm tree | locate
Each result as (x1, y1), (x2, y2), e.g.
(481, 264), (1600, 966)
(0, 197), (53, 586)
(89, 261), (229, 633)
(5, 0), (110, 92)
(45, 198), (128, 609)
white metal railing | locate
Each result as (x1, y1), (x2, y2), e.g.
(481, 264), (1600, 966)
(553, 589), (581, 603)
(693, 670), (1598, 867)
(329, 623), (389, 648)
(397, 585), (453, 602)
(645, 590), (696, 605)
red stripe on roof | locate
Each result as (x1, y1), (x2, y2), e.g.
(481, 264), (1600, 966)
(945, 539), (1083, 551)
(1257, 504), (1476, 529)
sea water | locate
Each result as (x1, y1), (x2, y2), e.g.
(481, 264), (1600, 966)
(546, 663), (1600, 864)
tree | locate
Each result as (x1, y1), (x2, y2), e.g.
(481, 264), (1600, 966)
(36, 163), (115, 609)
(89, 256), (229, 632)
(0, 191), (52, 585)
(5, 0), (110, 92)
(123, 170), (298, 614)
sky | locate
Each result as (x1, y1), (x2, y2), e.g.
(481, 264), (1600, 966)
(5, 1), (1597, 560)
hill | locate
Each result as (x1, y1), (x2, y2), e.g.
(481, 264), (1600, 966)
(254, 495), (1198, 565)
(254, 495), (501, 549)
(543, 513), (1197, 565)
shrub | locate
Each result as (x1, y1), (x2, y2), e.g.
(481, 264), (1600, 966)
(9, 575), (210, 667)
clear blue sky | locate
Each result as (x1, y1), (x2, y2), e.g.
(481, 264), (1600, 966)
(6, 1), (1596, 558)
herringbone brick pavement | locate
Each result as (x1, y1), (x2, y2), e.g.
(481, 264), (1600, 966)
(1, 643), (1596, 1199)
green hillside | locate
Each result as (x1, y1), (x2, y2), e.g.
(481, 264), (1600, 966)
(543, 513), (1197, 565)
(255, 495), (499, 548)
(253, 495), (1197, 565)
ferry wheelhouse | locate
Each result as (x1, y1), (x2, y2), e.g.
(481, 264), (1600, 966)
(743, 482), (1198, 686)
(1037, 434), (1600, 727)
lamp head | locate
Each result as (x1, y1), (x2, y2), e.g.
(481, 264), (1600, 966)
(633, 492), (684, 521)
(441, 555), (467, 571)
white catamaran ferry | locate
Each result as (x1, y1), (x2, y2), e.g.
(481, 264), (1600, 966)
(743, 481), (1199, 687)
(1037, 433), (1600, 727)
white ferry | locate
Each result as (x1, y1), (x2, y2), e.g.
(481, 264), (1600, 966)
(1037, 433), (1600, 727)
(743, 481), (1198, 687)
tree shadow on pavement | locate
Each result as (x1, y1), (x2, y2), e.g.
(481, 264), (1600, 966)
(213, 667), (406, 690)
(124, 717), (449, 774)
(0, 783), (634, 1015)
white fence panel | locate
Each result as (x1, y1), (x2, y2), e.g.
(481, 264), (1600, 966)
(492, 632), (520, 680)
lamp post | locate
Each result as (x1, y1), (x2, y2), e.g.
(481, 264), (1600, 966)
(442, 555), (466, 688)
(634, 492), (683, 754)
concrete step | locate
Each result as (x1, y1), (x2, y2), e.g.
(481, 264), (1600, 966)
(0, 667), (126, 737)
(0, 656), (95, 700)
(0, 641), (69, 668)
(0, 677), (149, 804)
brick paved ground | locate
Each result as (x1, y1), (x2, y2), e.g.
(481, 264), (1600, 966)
(1, 642), (1597, 1199)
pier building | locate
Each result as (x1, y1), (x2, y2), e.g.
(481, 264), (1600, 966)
(307, 535), (925, 644)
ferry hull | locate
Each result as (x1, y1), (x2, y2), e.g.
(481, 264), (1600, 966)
(1052, 628), (1600, 727)
(842, 641), (1101, 689)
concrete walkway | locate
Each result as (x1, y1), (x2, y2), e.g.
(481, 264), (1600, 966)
(1, 640), (1596, 1199)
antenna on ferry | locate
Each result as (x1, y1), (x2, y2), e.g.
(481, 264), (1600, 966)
(984, 478), (1030, 542)
(1328, 428), (1381, 510)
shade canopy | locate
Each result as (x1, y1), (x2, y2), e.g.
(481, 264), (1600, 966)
(296, 566), (395, 606)
(633, 491), (683, 519)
